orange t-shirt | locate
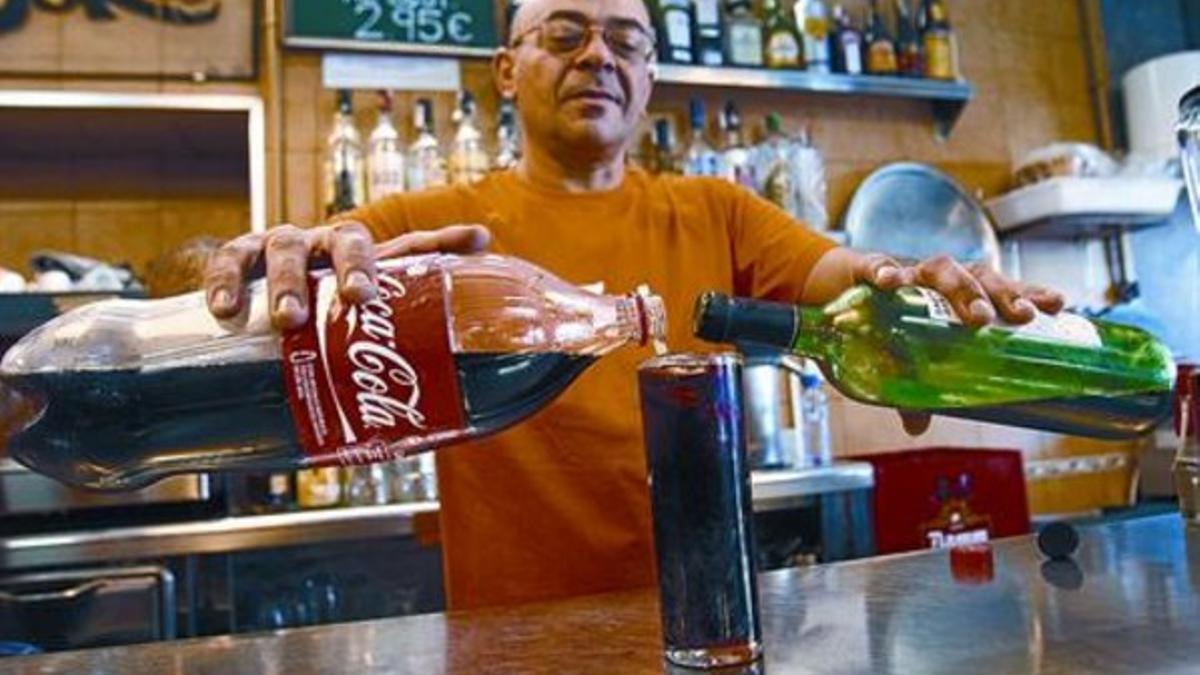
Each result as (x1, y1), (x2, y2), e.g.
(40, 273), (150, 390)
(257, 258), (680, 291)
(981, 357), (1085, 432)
(347, 168), (836, 610)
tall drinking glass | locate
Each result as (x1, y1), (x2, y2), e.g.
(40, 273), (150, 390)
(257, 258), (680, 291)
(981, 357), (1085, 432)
(638, 353), (762, 669)
(1179, 84), (1200, 229)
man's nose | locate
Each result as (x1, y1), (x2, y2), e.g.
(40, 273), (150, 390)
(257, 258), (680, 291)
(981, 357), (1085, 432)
(572, 28), (617, 72)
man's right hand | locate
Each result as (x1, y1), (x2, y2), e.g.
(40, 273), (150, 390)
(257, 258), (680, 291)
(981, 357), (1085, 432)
(203, 221), (492, 330)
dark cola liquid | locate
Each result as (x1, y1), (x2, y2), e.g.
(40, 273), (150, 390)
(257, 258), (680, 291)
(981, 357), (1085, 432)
(639, 356), (761, 665)
(3, 352), (594, 490)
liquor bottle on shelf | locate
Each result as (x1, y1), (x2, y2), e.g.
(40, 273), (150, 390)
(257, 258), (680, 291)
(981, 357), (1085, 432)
(406, 98), (447, 191)
(759, 113), (798, 218)
(763, 0), (803, 69)
(297, 467), (342, 509)
(494, 99), (521, 171)
(655, 0), (696, 63)
(344, 463), (390, 506)
(448, 91), (489, 186)
(694, 0), (725, 65)
(720, 101), (756, 190)
(324, 90), (366, 217)
(830, 4), (864, 75)
(652, 118), (681, 175)
(240, 472), (294, 514)
(920, 0), (955, 80)
(795, 0), (831, 74)
(865, 0), (898, 75)
(693, 286), (1175, 439)
(367, 91), (406, 202)
(793, 125), (829, 231)
(0, 254), (667, 490)
(722, 0), (764, 67)
(894, 0), (922, 77)
(683, 98), (724, 177)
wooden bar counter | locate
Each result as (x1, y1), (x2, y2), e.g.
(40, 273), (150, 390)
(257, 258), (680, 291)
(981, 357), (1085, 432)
(7, 514), (1198, 674)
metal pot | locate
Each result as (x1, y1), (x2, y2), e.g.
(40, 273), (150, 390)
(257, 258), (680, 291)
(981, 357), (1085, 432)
(741, 345), (806, 470)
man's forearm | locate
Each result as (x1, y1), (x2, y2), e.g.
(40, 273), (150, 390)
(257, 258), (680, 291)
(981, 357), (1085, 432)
(799, 247), (863, 305)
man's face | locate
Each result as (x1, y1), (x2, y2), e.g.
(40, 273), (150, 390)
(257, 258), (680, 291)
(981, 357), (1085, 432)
(497, 0), (656, 163)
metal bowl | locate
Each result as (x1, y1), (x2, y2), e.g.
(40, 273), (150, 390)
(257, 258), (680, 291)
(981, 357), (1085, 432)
(843, 162), (1001, 271)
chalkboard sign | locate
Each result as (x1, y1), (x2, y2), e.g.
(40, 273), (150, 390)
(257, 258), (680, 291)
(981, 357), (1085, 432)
(285, 0), (498, 57)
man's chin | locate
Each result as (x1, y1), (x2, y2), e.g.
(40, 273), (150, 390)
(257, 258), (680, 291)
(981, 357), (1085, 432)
(555, 121), (625, 155)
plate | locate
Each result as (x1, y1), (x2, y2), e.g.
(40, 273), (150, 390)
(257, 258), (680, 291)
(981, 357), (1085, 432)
(844, 163), (1001, 270)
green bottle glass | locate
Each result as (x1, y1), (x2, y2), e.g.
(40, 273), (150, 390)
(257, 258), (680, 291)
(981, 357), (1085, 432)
(694, 285), (1176, 439)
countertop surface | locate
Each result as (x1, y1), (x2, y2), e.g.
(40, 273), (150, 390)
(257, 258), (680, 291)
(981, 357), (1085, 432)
(6, 514), (1196, 675)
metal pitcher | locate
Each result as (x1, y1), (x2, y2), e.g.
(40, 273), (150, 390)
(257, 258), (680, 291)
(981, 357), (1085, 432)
(740, 345), (806, 470)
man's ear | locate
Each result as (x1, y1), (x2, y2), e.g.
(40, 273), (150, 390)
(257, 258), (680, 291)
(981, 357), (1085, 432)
(493, 47), (518, 100)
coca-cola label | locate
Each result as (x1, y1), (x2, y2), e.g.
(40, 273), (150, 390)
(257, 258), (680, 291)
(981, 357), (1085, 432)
(281, 256), (465, 465)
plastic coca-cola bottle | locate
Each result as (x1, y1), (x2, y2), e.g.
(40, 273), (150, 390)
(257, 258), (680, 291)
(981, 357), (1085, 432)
(0, 254), (666, 490)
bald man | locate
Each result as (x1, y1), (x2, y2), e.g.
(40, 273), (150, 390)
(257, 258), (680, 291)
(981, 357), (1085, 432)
(205, 0), (1062, 609)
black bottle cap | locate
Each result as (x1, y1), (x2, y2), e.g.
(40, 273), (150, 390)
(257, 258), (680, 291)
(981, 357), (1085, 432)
(1037, 521), (1080, 560)
(693, 292), (797, 348)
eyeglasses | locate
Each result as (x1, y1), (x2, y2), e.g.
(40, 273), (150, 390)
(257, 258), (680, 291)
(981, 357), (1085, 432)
(511, 14), (657, 64)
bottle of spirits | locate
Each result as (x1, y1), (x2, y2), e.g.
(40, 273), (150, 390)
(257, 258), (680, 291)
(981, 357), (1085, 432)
(0, 255), (667, 490)
(406, 98), (447, 191)
(865, 0), (898, 75)
(759, 113), (798, 218)
(448, 91), (489, 186)
(694, 286), (1175, 439)
(720, 101), (756, 190)
(795, 0), (831, 74)
(763, 0), (803, 69)
(493, 99), (521, 171)
(324, 90), (366, 217)
(656, 0), (696, 63)
(652, 119), (681, 175)
(894, 0), (922, 76)
(830, 4), (864, 75)
(920, 0), (955, 80)
(722, 0), (764, 67)
(296, 467), (342, 509)
(793, 125), (829, 231)
(366, 91), (406, 202)
(683, 98), (724, 177)
(695, 0), (725, 65)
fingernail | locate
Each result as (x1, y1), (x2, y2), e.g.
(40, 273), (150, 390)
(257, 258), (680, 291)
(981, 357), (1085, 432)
(1014, 297), (1037, 316)
(969, 298), (995, 323)
(276, 294), (303, 319)
(345, 270), (371, 292)
(210, 288), (233, 312)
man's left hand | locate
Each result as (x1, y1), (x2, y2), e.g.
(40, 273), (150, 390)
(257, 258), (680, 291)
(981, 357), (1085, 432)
(851, 253), (1066, 436)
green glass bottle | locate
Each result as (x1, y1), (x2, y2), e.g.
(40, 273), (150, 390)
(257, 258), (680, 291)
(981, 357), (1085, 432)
(694, 285), (1175, 439)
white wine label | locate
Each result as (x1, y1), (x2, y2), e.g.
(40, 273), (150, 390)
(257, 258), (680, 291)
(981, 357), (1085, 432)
(1004, 311), (1102, 349)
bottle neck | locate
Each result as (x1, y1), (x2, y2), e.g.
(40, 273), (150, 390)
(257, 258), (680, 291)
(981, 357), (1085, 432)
(693, 294), (830, 359)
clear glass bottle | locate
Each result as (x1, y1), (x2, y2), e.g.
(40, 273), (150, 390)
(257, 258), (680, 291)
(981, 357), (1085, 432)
(759, 113), (798, 218)
(345, 463), (391, 506)
(493, 99), (521, 171)
(684, 98), (725, 177)
(720, 101), (757, 190)
(800, 362), (832, 466)
(0, 255), (667, 490)
(695, 285), (1175, 439)
(722, 0), (764, 67)
(795, 0), (831, 74)
(324, 90), (366, 217)
(793, 125), (829, 231)
(406, 98), (447, 191)
(367, 90), (406, 202)
(894, 0), (922, 76)
(448, 91), (489, 186)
